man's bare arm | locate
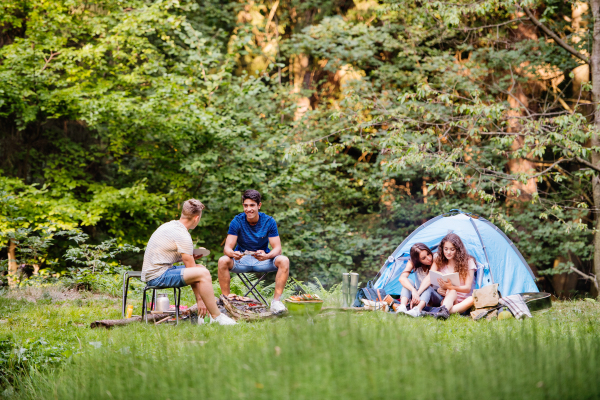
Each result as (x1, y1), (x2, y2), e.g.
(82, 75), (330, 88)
(181, 253), (201, 268)
(254, 236), (282, 261)
(267, 236), (282, 258)
(223, 234), (243, 260)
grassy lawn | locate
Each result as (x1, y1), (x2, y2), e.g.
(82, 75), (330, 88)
(1, 286), (599, 400)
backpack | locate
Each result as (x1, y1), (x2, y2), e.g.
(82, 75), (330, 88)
(352, 281), (387, 307)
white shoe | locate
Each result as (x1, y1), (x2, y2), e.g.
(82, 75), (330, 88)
(395, 304), (408, 314)
(270, 300), (287, 313)
(406, 308), (421, 318)
(210, 313), (237, 325)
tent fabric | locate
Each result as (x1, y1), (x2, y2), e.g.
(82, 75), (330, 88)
(373, 211), (538, 297)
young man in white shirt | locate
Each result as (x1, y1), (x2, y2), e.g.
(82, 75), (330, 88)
(142, 199), (236, 325)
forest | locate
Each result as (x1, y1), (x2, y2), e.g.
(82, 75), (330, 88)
(1, 0), (598, 297)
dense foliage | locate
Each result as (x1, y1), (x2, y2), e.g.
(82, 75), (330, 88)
(0, 0), (597, 295)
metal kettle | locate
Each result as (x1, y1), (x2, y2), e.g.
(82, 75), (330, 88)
(156, 293), (170, 313)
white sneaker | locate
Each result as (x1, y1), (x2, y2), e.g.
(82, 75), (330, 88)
(270, 300), (287, 313)
(395, 304), (408, 314)
(210, 313), (237, 325)
(406, 307), (421, 318)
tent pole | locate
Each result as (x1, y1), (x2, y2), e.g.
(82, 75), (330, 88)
(469, 217), (495, 284)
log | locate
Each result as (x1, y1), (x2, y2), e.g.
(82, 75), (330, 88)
(322, 307), (370, 312)
(91, 313), (172, 328)
(90, 299), (222, 329)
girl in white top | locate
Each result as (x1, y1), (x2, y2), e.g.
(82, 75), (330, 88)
(397, 243), (438, 317)
(430, 233), (477, 316)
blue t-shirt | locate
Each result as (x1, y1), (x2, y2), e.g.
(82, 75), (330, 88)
(227, 212), (279, 253)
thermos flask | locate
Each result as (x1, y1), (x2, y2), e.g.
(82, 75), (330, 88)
(342, 273), (350, 307)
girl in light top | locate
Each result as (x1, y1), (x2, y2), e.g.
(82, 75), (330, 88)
(397, 243), (438, 317)
(427, 233), (477, 319)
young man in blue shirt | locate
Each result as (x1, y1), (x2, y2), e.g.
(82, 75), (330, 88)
(218, 189), (289, 313)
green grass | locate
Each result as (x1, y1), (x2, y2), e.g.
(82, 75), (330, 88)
(1, 287), (600, 400)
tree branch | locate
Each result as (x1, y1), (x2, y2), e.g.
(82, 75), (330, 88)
(553, 144), (600, 173)
(457, 18), (526, 31)
(522, 6), (589, 64)
(570, 266), (599, 291)
(575, 156), (600, 174)
(40, 51), (61, 72)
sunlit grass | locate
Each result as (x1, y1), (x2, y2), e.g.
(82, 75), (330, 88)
(2, 290), (600, 400)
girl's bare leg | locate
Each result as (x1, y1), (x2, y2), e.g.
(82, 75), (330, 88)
(449, 296), (474, 314)
(401, 297), (409, 306)
(442, 289), (457, 310)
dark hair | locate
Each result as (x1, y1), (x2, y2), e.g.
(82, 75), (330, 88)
(409, 243), (434, 273)
(242, 189), (261, 204)
(437, 233), (473, 281)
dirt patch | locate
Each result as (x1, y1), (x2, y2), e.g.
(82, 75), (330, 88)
(2, 285), (117, 303)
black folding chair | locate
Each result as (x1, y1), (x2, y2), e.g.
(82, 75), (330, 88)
(122, 270), (142, 318)
(121, 270), (181, 325)
(141, 285), (181, 325)
(235, 272), (274, 306)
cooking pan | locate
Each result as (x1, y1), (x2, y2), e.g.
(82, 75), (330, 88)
(520, 292), (552, 312)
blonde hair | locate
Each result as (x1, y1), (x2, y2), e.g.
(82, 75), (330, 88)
(181, 199), (205, 219)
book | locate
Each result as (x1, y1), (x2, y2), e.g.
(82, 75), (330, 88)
(193, 247), (210, 257)
(430, 270), (461, 288)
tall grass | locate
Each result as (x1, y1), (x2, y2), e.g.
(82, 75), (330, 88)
(14, 312), (600, 400)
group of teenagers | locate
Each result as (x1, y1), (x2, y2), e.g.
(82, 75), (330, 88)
(140, 187), (478, 325)
(141, 190), (291, 326)
(394, 233), (478, 320)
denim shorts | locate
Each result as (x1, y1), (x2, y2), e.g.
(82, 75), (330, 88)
(230, 255), (280, 273)
(147, 265), (187, 288)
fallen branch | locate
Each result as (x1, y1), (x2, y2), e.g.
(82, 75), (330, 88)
(220, 295), (281, 321)
(155, 315), (172, 325)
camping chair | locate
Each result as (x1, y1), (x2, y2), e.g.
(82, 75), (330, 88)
(122, 270), (142, 318)
(141, 285), (182, 325)
(234, 272), (273, 306)
(121, 270), (182, 325)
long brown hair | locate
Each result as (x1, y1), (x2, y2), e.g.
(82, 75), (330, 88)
(409, 243), (433, 274)
(437, 233), (473, 281)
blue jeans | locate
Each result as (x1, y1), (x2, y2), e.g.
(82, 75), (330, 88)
(401, 286), (434, 305)
(147, 265), (187, 288)
(401, 286), (444, 307)
(230, 255), (280, 273)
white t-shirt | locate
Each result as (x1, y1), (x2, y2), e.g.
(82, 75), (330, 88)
(141, 220), (193, 282)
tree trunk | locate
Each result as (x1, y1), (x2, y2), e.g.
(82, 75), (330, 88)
(572, 2), (590, 109)
(591, 0), (600, 297)
(506, 88), (538, 199)
(292, 53), (311, 120)
(7, 239), (18, 288)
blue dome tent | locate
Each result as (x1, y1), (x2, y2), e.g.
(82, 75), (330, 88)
(373, 210), (538, 297)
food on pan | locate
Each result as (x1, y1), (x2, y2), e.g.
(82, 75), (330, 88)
(286, 294), (322, 302)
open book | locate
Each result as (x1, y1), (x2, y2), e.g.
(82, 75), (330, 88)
(430, 270), (460, 288)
